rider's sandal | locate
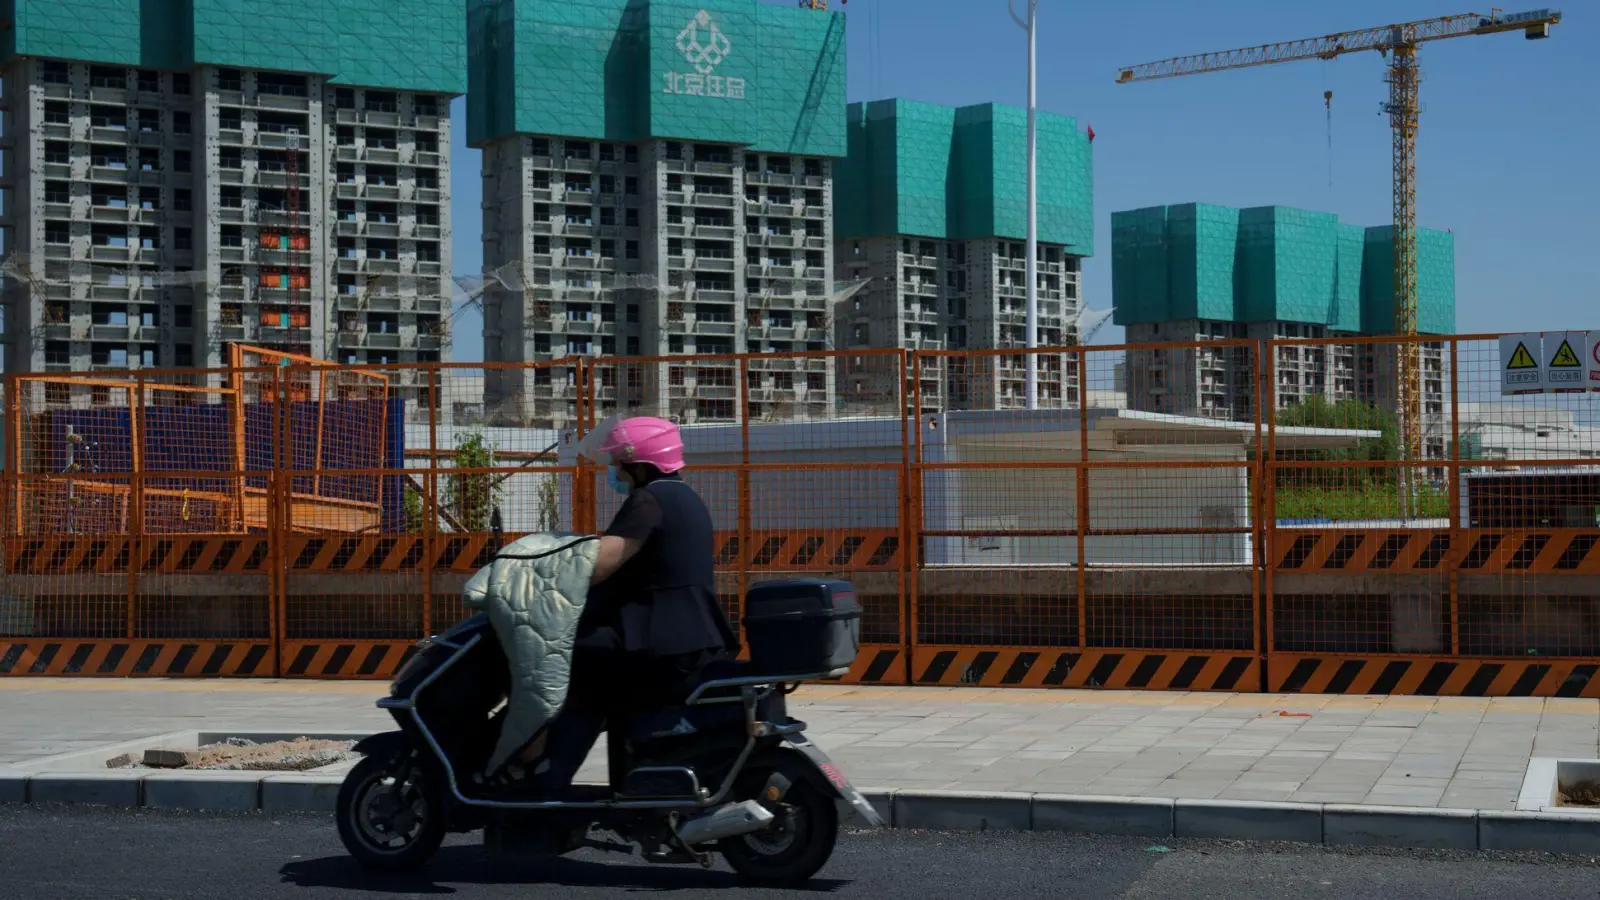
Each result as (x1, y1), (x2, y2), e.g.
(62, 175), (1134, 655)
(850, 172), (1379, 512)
(472, 733), (554, 795)
(474, 759), (553, 795)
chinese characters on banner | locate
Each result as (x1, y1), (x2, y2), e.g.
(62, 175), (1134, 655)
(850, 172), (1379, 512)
(661, 72), (746, 99)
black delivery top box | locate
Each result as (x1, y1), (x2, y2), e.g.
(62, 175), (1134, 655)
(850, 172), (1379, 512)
(742, 579), (862, 676)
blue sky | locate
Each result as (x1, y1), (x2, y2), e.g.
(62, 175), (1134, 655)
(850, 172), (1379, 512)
(446, 0), (1598, 360)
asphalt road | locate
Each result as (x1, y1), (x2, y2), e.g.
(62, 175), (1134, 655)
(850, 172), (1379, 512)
(4, 806), (1600, 899)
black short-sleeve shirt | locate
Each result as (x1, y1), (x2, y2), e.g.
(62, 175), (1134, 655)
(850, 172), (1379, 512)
(604, 487), (664, 543)
(582, 475), (732, 658)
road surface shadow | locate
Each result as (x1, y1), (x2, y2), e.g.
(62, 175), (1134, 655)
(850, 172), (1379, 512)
(279, 847), (849, 894)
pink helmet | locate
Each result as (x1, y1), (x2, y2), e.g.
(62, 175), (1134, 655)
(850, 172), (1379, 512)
(594, 416), (685, 474)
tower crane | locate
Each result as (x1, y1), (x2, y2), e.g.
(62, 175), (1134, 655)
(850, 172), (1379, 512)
(1115, 9), (1561, 465)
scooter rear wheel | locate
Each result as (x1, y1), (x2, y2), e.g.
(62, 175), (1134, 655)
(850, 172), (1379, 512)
(336, 754), (447, 871)
(719, 770), (839, 886)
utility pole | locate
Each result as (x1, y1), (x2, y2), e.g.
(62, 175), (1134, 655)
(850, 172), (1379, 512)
(1008, 0), (1039, 410)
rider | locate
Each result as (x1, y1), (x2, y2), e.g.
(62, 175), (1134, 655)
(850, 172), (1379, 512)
(496, 415), (736, 793)
(572, 415), (736, 711)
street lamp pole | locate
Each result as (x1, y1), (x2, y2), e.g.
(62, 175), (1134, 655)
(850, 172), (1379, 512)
(1008, 0), (1039, 410)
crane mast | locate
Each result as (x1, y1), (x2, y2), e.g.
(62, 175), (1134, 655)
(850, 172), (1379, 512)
(1116, 9), (1560, 467)
(1386, 37), (1421, 467)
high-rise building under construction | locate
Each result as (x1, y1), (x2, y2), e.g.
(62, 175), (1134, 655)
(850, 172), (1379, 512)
(0, 0), (464, 376)
(469, 0), (846, 427)
(1111, 203), (1456, 457)
(831, 99), (1094, 412)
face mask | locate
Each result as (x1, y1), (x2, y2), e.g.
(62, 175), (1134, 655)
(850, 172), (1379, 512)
(607, 466), (631, 496)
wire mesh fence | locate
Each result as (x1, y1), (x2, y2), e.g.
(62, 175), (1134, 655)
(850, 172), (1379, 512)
(2, 334), (1599, 692)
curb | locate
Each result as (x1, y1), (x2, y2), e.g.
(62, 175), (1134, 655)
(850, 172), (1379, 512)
(3, 774), (1600, 854)
(873, 790), (1600, 854)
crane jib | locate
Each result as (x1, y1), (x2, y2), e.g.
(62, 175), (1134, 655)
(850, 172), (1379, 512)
(1115, 8), (1561, 83)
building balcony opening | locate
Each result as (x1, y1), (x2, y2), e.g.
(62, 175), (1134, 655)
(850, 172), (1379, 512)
(692, 143), (731, 164)
(259, 111), (310, 134)
(90, 66), (126, 90)
(365, 91), (398, 113)
(89, 145), (127, 169)
(257, 72), (309, 97)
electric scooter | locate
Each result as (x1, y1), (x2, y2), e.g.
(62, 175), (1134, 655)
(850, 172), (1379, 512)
(335, 527), (879, 885)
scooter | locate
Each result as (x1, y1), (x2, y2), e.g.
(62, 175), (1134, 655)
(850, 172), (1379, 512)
(335, 571), (881, 885)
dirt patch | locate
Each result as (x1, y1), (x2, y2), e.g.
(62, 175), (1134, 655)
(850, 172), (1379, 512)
(1558, 779), (1600, 807)
(106, 737), (356, 772)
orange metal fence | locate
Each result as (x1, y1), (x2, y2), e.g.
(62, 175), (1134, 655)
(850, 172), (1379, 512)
(3, 335), (1599, 696)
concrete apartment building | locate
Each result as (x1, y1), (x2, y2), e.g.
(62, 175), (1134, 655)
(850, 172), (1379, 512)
(832, 99), (1094, 412)
(469, 0), (846, 427)
(0, 0), (464, 383)
(1111, 203), (1456, 457)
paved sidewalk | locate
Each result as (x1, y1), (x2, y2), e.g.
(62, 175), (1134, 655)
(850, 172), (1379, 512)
(2, 680), (1596, 810)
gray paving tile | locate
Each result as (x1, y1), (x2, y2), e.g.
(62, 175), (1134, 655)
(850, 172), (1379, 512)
(1224, 777), (1304, 792)
(1365, 787), (1448, 803)
(1446, 772), (1525, 785)
(1217, 787), (1298, 802)
(1289, 790), (1372, 803)
(1442, 789), (1520, 804)
(1155, 782), (1228, 800)
(1082, 778), (1166, 794)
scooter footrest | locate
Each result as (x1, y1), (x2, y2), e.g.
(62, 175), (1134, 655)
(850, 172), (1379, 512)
(619, 766), (700, 798)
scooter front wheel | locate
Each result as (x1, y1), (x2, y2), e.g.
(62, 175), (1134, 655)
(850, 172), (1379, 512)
(719, 770), (839, 886)
(336, 753), (447, 871)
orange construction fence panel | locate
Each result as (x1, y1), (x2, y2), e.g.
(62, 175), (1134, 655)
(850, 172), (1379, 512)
(0, 338), (1597, 695)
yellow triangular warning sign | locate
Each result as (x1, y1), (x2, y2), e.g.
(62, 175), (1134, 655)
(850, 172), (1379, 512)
(1551, 340), (1582, 368)
(1507, 342), (1537, 370)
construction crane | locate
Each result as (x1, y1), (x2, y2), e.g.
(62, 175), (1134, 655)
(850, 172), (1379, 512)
(1116, 9), (1561, 465)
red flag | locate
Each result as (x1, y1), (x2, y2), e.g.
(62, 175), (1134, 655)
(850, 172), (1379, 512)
(1086, 124), (1096, 142)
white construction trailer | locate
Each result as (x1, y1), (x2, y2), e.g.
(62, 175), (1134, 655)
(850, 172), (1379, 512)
(541, 409), (1377, 567)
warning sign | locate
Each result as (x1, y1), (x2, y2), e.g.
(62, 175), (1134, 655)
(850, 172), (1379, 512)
(1544, 331), (1587, 391)
(1501, 333), (1541, 395)
(1588, 332), (1600, 391)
